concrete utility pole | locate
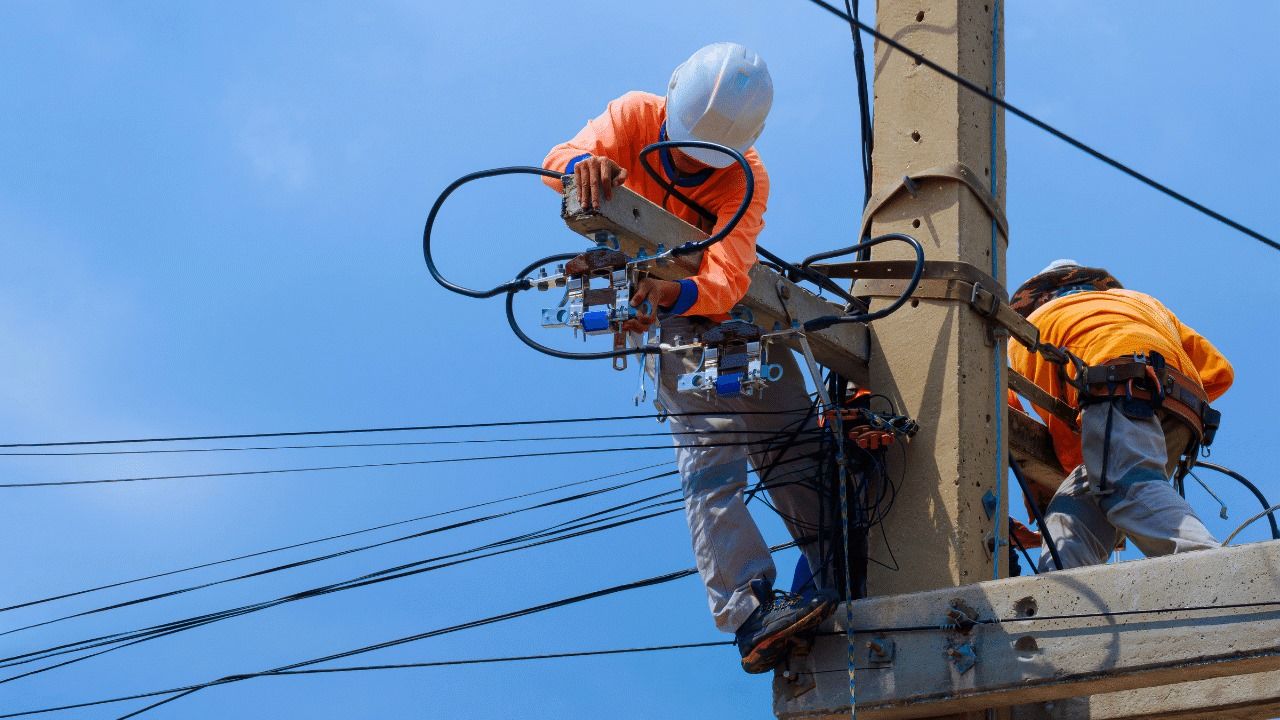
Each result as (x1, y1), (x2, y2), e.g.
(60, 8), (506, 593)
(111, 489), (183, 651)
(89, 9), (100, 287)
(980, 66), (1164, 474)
(862, 0), (1006, 595)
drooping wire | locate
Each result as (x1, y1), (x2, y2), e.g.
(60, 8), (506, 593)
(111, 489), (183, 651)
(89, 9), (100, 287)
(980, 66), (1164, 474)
(0, 436), (818, 489)
(5, 643), (739, 720)
(843, 0), (873, 207)
(800, 0), (1277, 251)
(0, 470), (683, 637)
(0, 429), (809, 457)
(0, 409), (814, 450)
(801, 232), (925, 330)
(1195, 460), (1279, 540)
(1, 453), (824, 679)
(1008, 455), (1063, 571)
(0, 462), (672, 614)
(18, 540), (798, 719)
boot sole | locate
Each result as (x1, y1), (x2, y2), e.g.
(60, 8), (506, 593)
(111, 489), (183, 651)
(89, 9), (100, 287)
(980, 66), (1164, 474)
(739, 599), (836, 674)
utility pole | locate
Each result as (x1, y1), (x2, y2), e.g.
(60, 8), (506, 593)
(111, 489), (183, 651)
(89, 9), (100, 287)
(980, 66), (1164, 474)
(862, 0), (1006, 595)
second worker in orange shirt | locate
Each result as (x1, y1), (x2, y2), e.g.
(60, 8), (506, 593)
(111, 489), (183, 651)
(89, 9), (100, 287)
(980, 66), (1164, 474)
(1009, 259), (1232, 571)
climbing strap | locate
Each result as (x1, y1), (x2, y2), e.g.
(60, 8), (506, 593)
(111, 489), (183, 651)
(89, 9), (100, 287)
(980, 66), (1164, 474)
(811, 259), (1062, 366)
(857, 162), (1009, 244)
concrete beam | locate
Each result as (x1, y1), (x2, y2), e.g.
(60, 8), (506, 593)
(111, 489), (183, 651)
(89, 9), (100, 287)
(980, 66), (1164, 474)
(773, 541), (1280, 719)
(560, 179), (870, 384)
(1011, 671), (1280, 720)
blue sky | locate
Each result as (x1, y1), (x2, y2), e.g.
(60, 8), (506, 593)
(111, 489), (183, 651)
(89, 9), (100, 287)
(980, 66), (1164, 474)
(0, 1), (1276, 718)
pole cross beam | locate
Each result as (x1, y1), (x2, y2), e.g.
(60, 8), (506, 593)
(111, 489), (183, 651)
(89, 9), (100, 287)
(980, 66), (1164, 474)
(559, 178), (871, 385)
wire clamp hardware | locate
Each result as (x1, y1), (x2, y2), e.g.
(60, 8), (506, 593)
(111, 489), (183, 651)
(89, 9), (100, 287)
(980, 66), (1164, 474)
(676, 320), (783, 399)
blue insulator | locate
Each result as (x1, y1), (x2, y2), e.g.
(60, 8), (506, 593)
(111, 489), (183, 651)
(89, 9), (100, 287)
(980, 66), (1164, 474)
(581, 311), (610, 333)
(715, 372), (743, 397)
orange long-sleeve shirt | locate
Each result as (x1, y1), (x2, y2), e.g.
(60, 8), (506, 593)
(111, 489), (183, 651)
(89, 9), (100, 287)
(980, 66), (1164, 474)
(543, 91), (768, 318)
(1009, 288), (1234, 472)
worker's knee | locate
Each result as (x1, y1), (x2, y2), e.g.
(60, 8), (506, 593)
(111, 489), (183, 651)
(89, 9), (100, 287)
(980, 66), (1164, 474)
(681, 458), (748, 498)
(1098, 466), (1168, 513)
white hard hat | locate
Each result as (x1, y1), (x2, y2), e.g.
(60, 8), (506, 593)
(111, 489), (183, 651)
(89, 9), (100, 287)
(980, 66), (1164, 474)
(665, 42), (773, 168)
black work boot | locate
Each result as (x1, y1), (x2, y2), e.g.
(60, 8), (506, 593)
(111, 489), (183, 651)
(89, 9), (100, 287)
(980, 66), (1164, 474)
(735, 579), (838, 674)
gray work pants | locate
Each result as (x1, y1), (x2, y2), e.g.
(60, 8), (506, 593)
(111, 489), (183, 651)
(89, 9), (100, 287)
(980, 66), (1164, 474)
(1039, 399), (1218, 572)
(654, 317), (830, 634)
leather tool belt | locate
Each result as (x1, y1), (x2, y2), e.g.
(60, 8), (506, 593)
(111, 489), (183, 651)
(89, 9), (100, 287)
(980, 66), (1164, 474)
(1076, 351), (1221, 448)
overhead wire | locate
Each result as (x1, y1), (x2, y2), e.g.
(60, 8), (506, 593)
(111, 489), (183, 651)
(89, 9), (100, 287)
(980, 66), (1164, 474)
(0, 435), (820, 489)
(1194, 461), (1279, 540)
(0, 409), (814, 450)
(1, 462), (671, 614)
(800, 0), (1277, 251)
(0, 469), (685, 637)
(15, 592), (1279, 719)
(1, 454), (823, 680)
(0, 429), (813, 457)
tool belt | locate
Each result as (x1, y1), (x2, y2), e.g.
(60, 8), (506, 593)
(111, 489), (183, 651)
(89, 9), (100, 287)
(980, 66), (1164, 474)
(1075, 351), (1221, 448)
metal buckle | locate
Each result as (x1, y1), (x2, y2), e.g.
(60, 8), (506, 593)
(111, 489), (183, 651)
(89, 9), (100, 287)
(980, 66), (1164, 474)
(970, 282), (1000, 318)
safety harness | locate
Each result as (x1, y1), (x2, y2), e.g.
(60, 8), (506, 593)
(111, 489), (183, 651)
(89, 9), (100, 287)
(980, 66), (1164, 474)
(1074, 351), (1221, 449)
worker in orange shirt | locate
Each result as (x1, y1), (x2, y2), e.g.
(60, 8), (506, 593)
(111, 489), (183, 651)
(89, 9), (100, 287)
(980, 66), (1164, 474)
(543, 43), (836, 673)
(1009, 260), (1233, 571)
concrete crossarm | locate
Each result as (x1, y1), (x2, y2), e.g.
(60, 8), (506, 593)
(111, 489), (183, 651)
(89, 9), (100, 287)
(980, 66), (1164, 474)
(560, 179), (870, 385)
(774, 540), (1280, 719)
(1012, 669), (1280, 720)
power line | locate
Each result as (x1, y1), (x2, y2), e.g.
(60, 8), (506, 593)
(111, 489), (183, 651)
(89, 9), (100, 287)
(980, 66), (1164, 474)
(0, 470), (682, 637)
(0, 429), (804, 457)
(0, 462), (672, 614)
(2, 462), (821, 684)
(8, 593), (1277, 719)
(0, 641), (733, 719)
(0, 409), (815, 450)
(801, 0), (1277, 251)
(0, 436), (819, 488)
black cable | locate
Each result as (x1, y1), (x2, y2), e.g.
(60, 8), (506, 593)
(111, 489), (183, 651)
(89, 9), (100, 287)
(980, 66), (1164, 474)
(0, 410), (813, 450)
(1, 458), (821, 677)
(17, 458), (821, 669)
(636, 140), (754, 256)
(1195, 461), (1280, 540)
(844, 0), (875, 263)
(19, 591), (1276, 719)
(1008, 455), (1063, 571)
(110, 540), (801, 720)
(504, 252), (661, 363)
(635, 140), (863, 305)
(0, 429), (809, 457)
(0, 504), (687, 679)
(0, 470), (682, 637)
(802, 232), (925, 330)
(422, 166), (567, 298)
(800, 0), (1277, 251)
(1, 462), (672, 615)
(1009, 523), (1038, 575)
(1, 437), (816, 488)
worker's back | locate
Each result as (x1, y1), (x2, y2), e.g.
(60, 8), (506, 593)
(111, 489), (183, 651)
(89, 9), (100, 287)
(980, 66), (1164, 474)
(1010, 287), (1233, 472)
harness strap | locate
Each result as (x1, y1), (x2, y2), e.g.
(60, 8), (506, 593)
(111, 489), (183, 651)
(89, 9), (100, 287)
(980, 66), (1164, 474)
(1078, 355), (1215, 446)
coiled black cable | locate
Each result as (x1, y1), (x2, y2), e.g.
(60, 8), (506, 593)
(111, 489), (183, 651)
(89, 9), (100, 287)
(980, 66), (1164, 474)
(800, 232), (925, 330)
(638, 140), (862, 305)
(636, 140), (754, 257)
(422, 166), (563, 299)
(504, 252), (661, 363)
